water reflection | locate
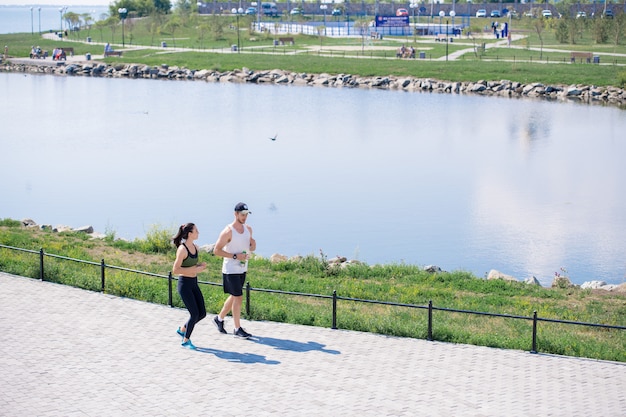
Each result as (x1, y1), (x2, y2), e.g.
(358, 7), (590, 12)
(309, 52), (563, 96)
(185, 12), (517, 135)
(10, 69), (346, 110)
(1, 73), (625, 286)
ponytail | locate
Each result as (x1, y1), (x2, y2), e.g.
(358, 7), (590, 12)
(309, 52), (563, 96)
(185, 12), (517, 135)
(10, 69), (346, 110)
(172, 222), (195, 247)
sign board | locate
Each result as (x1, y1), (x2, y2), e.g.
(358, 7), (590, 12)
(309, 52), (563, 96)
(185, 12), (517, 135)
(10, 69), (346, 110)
(375, 15), (410, 27)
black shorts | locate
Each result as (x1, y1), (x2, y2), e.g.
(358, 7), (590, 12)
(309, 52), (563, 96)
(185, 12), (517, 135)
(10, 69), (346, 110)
(223, 272), (246, 296)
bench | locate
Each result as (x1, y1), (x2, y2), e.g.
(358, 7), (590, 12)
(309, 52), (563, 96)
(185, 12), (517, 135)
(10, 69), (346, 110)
(104, 51), (123, 57)
(570, 52), (592, 63)
(370, 32), (382, 40)
(278, 37), (294, 45)
(62, 47), (74, 57)
(435, 34), (447, 42)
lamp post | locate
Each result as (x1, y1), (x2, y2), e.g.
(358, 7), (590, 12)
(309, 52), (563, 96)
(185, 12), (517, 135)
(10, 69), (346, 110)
(445, 18), (449, 61)
(59, 7), (66, 32)
(438, 10), (444, 36)
(320, 4), (328, 27)
(450, 10), (456, 39)
(231, 8), (243, 53)
(38, 7), (41, 34)
(118, 8), (127, 47)
(410, 2), (417, 41)
(30, 7), (33, 35)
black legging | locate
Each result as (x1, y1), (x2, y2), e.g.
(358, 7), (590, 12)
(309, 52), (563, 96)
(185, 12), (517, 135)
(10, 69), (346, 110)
(177, 276), (206, 339)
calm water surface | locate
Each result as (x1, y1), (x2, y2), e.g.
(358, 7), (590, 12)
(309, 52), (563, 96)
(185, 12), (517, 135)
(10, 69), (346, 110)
(1, 72), (625, 286)
(0, 5), (109, 35)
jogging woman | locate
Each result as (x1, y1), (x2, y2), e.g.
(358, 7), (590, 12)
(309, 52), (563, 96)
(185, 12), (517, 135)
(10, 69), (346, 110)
(172, 223), (207, 350)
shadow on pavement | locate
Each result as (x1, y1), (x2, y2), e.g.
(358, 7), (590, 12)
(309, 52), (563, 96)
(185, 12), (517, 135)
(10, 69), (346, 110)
(251, 336), (341, 355)
(196, 347), (280, 365)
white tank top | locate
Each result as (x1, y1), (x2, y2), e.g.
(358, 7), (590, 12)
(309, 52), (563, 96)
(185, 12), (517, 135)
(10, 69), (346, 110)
(222, 224), (251, 274)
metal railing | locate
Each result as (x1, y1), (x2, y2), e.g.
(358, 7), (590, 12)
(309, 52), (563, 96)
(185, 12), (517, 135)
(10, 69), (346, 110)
(1, 243), (624, 356)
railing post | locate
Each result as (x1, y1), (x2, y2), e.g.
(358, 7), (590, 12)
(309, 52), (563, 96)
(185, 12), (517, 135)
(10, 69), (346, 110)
(531, 310), (538, 354)
(332, 290), (337, 329)
(100, 259), (105, 292)
(168, 272), (173, 307)
(246, 281), (251, 316)
(39, 248), (44, 281)
(427, 300), (433, 341)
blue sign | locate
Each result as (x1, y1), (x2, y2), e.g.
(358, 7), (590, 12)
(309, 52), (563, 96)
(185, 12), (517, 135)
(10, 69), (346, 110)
(375, 15), (410, 27)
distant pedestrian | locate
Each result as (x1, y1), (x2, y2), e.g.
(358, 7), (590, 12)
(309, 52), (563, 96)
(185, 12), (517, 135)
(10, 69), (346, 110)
(172, 223), (207, 350)
(213, 203), (256, 339)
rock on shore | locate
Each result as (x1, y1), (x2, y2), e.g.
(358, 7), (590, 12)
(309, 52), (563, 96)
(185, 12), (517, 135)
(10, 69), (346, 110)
(2, 61), (625, 109)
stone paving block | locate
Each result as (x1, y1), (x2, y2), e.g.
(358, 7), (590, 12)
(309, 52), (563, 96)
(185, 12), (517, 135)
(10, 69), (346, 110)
(1, 272), (625, 416)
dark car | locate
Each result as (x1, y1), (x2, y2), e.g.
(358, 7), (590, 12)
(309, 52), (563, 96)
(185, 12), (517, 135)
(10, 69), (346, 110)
(603, 10), (614, 18)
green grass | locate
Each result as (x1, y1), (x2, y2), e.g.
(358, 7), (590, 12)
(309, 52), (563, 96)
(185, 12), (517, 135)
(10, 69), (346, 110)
(2, 12), (625, 88)
(1, 220), (624, 362)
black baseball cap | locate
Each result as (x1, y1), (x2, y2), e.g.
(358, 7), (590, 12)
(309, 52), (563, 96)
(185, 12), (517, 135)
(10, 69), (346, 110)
(234, 202), (251, 214)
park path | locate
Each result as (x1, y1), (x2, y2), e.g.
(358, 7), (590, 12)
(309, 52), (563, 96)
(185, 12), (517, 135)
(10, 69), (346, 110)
(1, 271), (625, 416)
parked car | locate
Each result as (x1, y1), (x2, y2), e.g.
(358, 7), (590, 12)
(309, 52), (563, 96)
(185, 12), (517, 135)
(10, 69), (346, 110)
(490, 10), (501, 18)
(603, 10), (614, 18)
(576, 11), (586, 19)
(331, 8), (342, 16)
(396, 8), (409, 17)
(476, 9), (487, 18)
(290, 7), (303, 15)
(542, 9), (552, 18)
(245, 7), (257, 15)
(261, 2), (278, 17)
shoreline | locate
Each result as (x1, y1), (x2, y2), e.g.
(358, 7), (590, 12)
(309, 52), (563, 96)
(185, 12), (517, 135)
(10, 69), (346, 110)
(2, 58), (626, 109)
(11, 218), (626, 293)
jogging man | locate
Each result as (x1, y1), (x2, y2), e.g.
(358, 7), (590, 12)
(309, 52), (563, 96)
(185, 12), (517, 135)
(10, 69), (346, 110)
(213, 202), (256, 338)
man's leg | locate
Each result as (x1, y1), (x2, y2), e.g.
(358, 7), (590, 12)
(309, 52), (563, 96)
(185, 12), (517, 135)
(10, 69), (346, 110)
(218, 295), (233, 319)
(232, 295), (243, 329)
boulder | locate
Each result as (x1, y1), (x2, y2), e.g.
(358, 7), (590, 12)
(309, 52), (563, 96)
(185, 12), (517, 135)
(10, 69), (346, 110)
(580, 280), (607, 290)
(551, 276), (575, 288)
(74, 225), (94, 234)
(328, 256), (347, 264)
(21, 218), (37, 227)
(487, 269), (518, 282)
(524, 276), (542, 286)
(424, 265), (442, 273)
(270, 253), (288, 263)
(199, 244), (215, 254)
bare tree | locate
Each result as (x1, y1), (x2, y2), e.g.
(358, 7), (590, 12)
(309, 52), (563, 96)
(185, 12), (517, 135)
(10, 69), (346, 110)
(533, 17), (545, 59)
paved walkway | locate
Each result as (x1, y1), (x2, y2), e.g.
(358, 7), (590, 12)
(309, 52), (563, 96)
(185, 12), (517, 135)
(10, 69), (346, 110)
(1, 272), (624, 416)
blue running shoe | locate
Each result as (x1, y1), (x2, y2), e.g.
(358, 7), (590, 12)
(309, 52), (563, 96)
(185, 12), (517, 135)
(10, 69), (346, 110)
(181, 339), (196, 350)
(176, 327), (185, 338)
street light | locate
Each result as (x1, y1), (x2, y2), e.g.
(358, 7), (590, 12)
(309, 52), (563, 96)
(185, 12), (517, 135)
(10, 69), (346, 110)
(450, 10), (456, 39)
(231, 8), (243, 53)
(439, 10), (444, 36)
(409, 2), (418, 41)
(38, 7), (41, 34)
(30, 7), (33, 35)
(118, 8), (127, 47)
(445, 19), (449, 61)
(59, 7), (67, 32)
(320, 4), (328, 27)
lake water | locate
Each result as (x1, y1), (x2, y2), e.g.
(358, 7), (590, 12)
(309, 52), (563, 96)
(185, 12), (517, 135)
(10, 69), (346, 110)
(1, 72), (625, 287)
(0, 5), (110, 35)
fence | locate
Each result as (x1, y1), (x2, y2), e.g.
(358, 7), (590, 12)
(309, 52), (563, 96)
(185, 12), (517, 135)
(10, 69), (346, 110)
(1, 243), (624, 356)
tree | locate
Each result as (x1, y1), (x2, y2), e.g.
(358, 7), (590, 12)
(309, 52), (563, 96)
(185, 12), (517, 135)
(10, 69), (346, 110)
(533, 17), (545, 59)
(106, 15), (120, 43)
(612, 13), (626, 47)
(154, 0), (172, 15)
(354, 19), (369, 53)
(81, 13), (94, 37)
(164, 14), (181, 47)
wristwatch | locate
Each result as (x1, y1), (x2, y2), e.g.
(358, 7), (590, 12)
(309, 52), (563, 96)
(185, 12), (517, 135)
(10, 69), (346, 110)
(233, 254), (237, 260)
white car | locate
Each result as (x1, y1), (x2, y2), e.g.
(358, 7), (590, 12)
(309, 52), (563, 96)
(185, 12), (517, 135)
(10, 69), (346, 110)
(476, 9), (487, 18)
(576, 11), (586, 19)
(542, 9), (552, 18)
